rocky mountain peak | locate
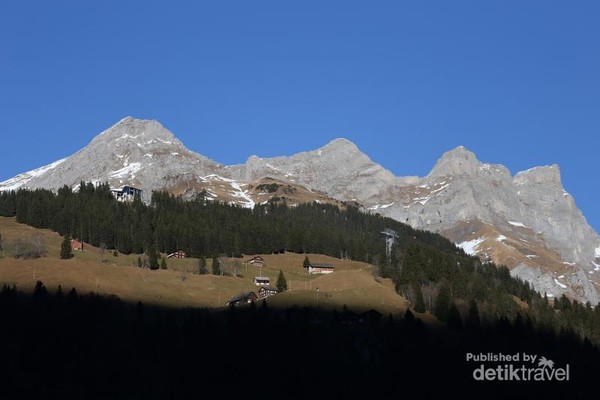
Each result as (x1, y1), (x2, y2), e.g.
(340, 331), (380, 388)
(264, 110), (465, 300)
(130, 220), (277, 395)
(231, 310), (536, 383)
(92, 116), (181, 150)
(320, 137), (359, 151)
(427, 145), (481, 177)
(314, 138), (363, 161)
(0, 116), (222, 195)
(513, 165), (563, 187)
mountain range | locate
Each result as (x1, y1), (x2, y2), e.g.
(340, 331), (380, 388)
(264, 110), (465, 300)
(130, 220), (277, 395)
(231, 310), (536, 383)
(2, 116), (599, 304)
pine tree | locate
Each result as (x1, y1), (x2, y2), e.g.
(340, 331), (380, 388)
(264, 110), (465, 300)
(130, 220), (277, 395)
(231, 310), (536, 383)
(67, 287), (78, 304)
(434, 283), (451, 322)
(412, 281), (426, 313)
(33, 280), (48, 302)
(276, 269), (288, 292)
(379, 249), (392, 278)
(447, 303), (463, 329)
(198, 256), (208, 274)
(148, 246), (159, 270)
(136, 301), (145, 320)
(467, 299), (480, 328)
(137, 256), (142, 268)
(60, 235), (73, 259)
(160, 256), (167, 270)
(260, 298), (269, 311)
(303, 256), (311, 269)
(560, 294), (572, 311)
(212, 256), (221, 276)
(56, 284), (64, 300)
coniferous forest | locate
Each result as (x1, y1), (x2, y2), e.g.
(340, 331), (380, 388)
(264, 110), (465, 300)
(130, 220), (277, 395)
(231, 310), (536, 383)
(1, 183), (600, 397)
(0, 182), (458, 260)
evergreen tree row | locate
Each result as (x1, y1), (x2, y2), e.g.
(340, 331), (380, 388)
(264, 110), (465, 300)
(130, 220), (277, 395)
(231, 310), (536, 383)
(0, 183), (458, 261)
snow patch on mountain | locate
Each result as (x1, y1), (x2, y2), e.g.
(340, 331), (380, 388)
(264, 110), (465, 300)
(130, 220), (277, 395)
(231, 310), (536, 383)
(148, 138), (172, 145)
(457, 237), (485, 255)
(430, 182), (450, 194)
(0, 158), (67, 191)
(230, 181), (255, 209)
(369, 202), (395, 211)
(554, 278), (567, 289)
(411, 195), (432, 206)
(110, 163), (142, 179)
(116, 134), (139, 142)
(508, 221), (527, 228)
(200, 175), (255, 209)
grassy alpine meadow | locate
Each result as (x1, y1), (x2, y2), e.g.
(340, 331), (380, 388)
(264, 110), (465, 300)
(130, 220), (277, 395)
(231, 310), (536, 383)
(0, 216), (412, 315)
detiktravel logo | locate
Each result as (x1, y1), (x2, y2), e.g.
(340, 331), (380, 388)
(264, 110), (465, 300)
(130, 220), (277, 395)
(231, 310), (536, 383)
(466, 352), (570, 382)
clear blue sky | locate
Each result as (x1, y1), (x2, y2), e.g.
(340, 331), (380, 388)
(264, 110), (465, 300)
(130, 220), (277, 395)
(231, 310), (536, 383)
(1, 1), (598, 232)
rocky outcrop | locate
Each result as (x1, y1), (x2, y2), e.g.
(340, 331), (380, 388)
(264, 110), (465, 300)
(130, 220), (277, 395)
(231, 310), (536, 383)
(229, 138), (408, 204)
(230, 144), (600, 304)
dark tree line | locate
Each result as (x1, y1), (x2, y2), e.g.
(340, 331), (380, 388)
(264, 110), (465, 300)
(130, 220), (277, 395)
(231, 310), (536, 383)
(0, 182), (458, 261)
(0, 282), (597, 398)
(384, 238), (600, 346)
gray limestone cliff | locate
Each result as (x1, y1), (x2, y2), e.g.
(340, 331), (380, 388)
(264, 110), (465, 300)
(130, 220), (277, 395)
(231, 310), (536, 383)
(230, 143), (600, 304)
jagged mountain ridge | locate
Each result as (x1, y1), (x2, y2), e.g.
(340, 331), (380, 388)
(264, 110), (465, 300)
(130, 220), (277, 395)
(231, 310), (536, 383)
(2, 117), (599, 303)
(0, 117), (350, 209)
(241, 143), (600, 303)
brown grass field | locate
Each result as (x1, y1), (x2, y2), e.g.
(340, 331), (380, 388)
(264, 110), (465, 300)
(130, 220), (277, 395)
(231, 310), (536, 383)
(0, 216), (424, 317)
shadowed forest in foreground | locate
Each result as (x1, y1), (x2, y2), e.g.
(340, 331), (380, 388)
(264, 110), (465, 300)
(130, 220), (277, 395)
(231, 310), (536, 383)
(0, 282), (598, 399)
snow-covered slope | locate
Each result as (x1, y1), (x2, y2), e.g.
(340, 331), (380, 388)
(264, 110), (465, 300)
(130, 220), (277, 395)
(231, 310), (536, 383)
(0, 158), (67, 191)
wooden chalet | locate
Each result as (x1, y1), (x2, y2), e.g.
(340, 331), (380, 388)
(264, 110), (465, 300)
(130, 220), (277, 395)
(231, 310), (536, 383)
(258, 286), (279, 299)
(70, 239), (84, 252)
(253, 276), (270, 286)
(308, 263), (335, 274)
(167, 250), (187, 259)
(245, 256), (266, 268)
(226, 292), (258, 307)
